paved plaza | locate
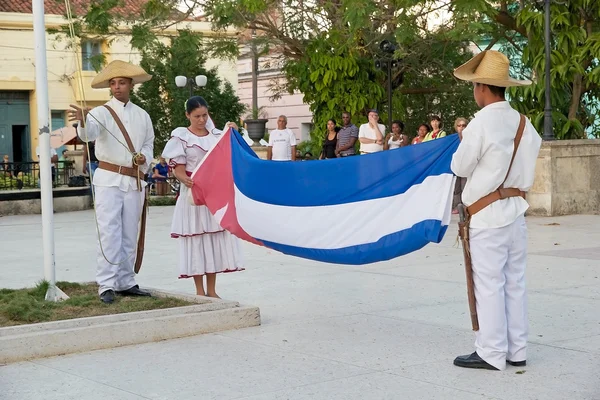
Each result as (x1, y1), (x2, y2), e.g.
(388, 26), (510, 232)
(1, 207), (599, 399)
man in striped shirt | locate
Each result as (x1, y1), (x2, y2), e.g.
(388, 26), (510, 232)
(335, 112), (359, 157)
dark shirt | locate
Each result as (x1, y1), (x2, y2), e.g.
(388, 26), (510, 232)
(88, 141), (98, 163)
(323, 132), (338, 159)
(153, 163), (169, 181)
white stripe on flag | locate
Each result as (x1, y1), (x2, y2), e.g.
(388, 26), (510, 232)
(234, 173), (456, 250)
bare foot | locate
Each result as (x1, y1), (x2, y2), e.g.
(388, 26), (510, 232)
(196, 290), (206, 296)
(206, 292), (221, 299)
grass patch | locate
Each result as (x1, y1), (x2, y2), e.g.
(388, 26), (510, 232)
(0, 281), (194, 327)
(148, 196), (177, 206)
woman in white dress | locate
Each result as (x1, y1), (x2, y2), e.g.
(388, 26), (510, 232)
(162, 96), (244, 297)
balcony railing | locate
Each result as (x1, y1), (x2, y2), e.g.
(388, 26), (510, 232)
(0, 161), (76, 190)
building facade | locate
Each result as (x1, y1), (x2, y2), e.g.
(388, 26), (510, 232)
(237, 52), (313, 143)
(0, 1), (237, 162)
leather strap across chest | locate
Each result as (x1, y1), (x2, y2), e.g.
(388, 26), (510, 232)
(100, 105), (143, 190)
(466, 114), (527, 216)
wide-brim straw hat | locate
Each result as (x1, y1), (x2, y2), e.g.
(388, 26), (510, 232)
(453, 50), (531, 87)
(91, 60), (152, 89)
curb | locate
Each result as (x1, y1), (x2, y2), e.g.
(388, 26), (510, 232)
(0, 288), (261, 364)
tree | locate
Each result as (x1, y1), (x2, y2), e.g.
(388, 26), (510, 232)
(452, 0), (600, 139)
(50, 0), (245, 152)
(131, 30), (246, 152)
(204, 0), (479, 154)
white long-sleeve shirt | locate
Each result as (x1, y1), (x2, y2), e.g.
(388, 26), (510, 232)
(451, 101), (542, 229)
(77, 97), (154, 192)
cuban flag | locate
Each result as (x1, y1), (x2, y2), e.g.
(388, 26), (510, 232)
(189, 129), (460, 265)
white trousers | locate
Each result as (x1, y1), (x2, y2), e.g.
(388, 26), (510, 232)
(470, 214), (528, 371)
(94, 185), (145, 295)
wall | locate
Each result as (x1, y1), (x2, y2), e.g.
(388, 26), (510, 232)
(528, 140), (600, 216)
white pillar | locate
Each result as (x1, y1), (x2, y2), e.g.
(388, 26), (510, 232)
(32, 0), (68, 301)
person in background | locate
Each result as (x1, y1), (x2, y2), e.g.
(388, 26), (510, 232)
(152, 156), (169, 182)
(412, 124), (429, 145)
(452, 117), (469, 214)
(424, 115), (447, 142)
(82, 140), (99, 178)
(320, 119), (339, 159)
(384, 120), (409, 150)
(267, 115), (297, 161)
(358, 109), (385, 154)
(304, 152), (314, 160)
(35, 145), (58, 186)
(295, 149), (303, 161)
(2, 154), (12, 177)
(335, 112), (359, 157)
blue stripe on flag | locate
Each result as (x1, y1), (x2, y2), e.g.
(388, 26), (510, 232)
(258, 219), (448, 265)
(230, 131), (460, 207)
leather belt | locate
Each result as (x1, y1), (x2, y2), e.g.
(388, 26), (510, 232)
(466, 188), (525, 216)
(98, 161), (144, 181)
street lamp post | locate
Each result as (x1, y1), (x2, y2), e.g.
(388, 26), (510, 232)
(375, 40), (400, 132)
(175, 75), (207, 98)
(543, 0), (554, 141)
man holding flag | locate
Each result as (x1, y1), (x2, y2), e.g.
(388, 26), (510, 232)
(450, 50), (542, 371)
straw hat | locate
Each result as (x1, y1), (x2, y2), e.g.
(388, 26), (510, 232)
(91, 60), (152, 89)
(453, 50), (531, 87)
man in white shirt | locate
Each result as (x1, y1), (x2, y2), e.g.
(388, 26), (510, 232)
(358, 109), (385, 154)
(68, 60), (154, 304)
(450, 50), (542, 371)
(267, 115), (297, 161)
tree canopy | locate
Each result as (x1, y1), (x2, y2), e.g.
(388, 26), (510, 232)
(57, 0), (600, 150)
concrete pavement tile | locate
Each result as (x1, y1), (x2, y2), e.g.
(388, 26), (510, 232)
(0, 361), (149, 400)
(33, 333), (370, 400)
(533, 246), (600, 261)
(526, 293), (600, 343)
(231, 371), (500, 400)
(549, 284), (600, 300)
(217, 271), (466, 325)
(372, 292), (600, 344)
(547, 334), (600, 354)
(386, 344), (600, 400)
(220, 314), (471, 371)
(525, 255), (600, 290)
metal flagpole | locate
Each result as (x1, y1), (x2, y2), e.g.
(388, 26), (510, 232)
(32, 0), (69, 301)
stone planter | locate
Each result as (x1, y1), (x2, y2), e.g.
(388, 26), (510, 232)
(245, 119), (268, 146)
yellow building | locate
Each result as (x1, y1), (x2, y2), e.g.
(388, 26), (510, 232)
(0, 1), (237, 162)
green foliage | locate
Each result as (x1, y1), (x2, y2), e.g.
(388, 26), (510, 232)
(148, 196), (177, 206)
(0, 173), (37, 190)
(453, 0), (600, 139)
(65, 0), (600, 157)
(128, 30), (246, 153)
(0, 280), (192, 327)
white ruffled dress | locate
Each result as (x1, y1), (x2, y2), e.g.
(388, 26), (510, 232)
(162, 127), (244, 278)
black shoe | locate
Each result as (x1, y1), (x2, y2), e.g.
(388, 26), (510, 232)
(507, 360), (526, 367)
(116, 285), (151, 297)
(453, 352), (499, 370)
(100, 289), (115, 304)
